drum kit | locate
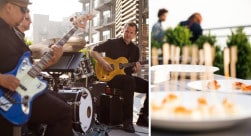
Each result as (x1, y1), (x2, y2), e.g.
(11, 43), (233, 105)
(27, 37), (103, 135)
(58, 88), (94, 133)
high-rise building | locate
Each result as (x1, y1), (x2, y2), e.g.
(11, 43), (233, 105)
(79, 0), (148, 60)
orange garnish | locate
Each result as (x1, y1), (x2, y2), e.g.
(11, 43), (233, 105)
(198, 97), (208, 105)
(232, 82), (244, 90)
(241, 84), (251, 92)
(162, 94), (177, 104)
(207, 80), (221, 90)
(222, 98), (234, 111)
(151, 103), (163, 111)
(174, 106), (192, 114)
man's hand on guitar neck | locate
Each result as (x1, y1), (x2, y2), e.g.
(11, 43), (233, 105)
(45, 45), (63, 68)
(133, 62), (142, 73)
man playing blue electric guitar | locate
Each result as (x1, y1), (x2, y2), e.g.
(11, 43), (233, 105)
(91, 22), (149, 133)
(0, 0), (92, 135)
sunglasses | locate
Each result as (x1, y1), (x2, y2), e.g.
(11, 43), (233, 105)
(11, 2), (28, 14)
(24, 17), (31, 22)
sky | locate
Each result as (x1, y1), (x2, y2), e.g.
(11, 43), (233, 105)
(150, 0), (251, 47)
(25, 0), (82, 39)
(28, 0), (82, 21)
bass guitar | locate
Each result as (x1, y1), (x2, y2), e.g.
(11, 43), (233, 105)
(95, 57), (148, 82)
(0, 14), (93, 125)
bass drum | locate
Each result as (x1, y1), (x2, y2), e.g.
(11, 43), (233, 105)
(58, 88), (93, 133)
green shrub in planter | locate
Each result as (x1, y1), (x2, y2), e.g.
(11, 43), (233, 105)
(213, 45), (224, 75)
(151, 32), (162, 49)
(194, 33), (224, 75)
(227, 27), (251, 79)
(165, 25), (192, 48)
(195, 33), (216, 49)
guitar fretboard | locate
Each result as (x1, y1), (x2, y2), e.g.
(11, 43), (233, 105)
(122, 60), (148, 68)
(28, 26), (79, 78)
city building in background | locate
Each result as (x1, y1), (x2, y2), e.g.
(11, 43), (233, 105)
(32, 0), (148, 60)
(79, 0), (149, 60)
(32, 13), (85, 43)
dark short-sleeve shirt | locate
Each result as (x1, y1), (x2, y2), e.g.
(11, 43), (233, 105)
(0, 18), (30, 73)
(93, 37), (139, 75)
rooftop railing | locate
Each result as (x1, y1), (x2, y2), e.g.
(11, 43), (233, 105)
(203, 24), (251, 47)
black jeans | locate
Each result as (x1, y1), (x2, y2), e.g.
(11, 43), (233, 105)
(108, 75), (148, 122)
(0, 90), (73, 136)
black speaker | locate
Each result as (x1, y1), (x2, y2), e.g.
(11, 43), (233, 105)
(98, 93), (123, 125)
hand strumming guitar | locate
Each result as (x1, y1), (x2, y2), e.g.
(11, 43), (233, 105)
(91, 50), (113, 72)
(102, 60), (114, 72)
(133, 62), (142, 73)
(0, 74), (20, 91)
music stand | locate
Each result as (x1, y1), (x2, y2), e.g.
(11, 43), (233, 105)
(44, 52), (83, 91)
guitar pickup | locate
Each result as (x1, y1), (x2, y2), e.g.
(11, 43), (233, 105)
(19, 84), (27, 91)
(0, 96), (13, 112)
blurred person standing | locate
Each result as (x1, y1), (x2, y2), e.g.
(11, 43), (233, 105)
(152, 8), (168, 43)
(180, 12), (203, 43)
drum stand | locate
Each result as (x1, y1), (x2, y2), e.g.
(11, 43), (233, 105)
(47, 72), (64, 91)
(44, 52), (83, 91)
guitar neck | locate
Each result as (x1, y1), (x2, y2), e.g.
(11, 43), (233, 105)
(55, 26), (78, 46)
(122, 60), (148, 68)
(28, 26), (79, 78)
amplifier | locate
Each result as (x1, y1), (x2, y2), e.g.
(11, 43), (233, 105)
(98, 93), (123, 125)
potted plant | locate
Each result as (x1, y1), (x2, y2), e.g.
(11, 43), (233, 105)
(226, 27), (251, 79)
(165, 25), (192, 48)
(194, 32), (216, 49)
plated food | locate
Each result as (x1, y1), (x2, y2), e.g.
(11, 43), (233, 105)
(151, 91), (251, 131)
(187, 79), (251, 94)
(152, 92), (240, 119)
(207, 80), (221, 90)
(232, 81), (251, 92)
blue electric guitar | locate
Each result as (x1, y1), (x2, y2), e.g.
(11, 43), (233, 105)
(0, 14), (93, 125)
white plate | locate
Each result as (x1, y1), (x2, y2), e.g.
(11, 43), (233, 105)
(151, 64), (219, 84)
(151, 64), (219, 73)
(187, 79), (251, 94)
(151, 91), (251, 131)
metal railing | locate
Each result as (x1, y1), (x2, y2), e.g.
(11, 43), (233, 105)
(203, 24), (251, 47)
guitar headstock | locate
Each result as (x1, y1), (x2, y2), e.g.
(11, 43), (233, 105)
(70, 13), (94, 29)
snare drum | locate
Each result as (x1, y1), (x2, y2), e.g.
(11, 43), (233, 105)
(58, 88), (93, 133)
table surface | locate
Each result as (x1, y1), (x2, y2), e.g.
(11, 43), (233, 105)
(151, 74), (251, 136)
